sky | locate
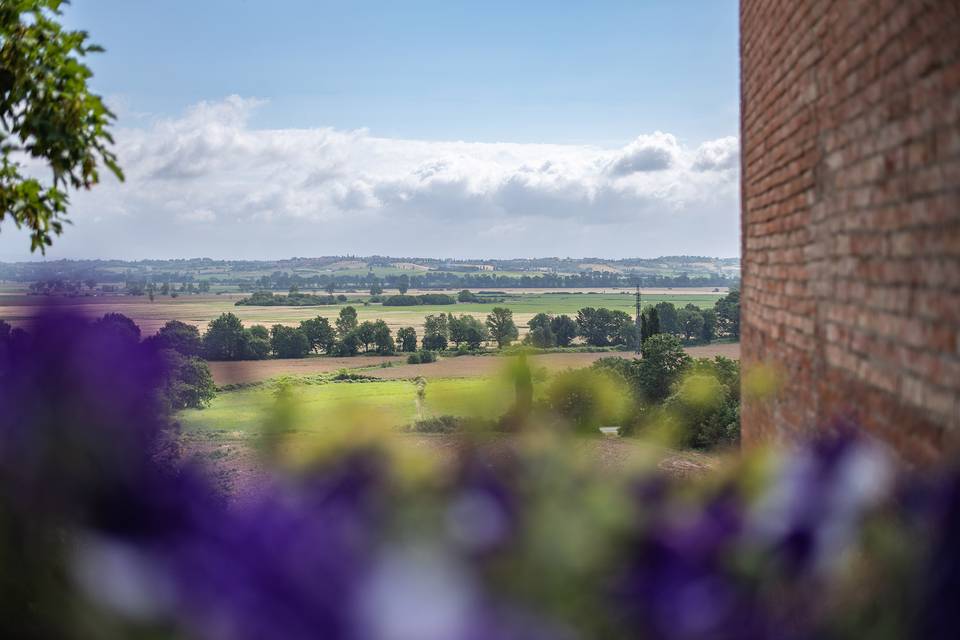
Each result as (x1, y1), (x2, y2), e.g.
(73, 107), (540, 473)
(0, 0), (740, 261)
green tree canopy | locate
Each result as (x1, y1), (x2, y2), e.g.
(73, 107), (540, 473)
(372, 319), (395, 354)
(422, 314), (448, 351)
(397, 326), (417, 352)
(150, 320), (201, 356)
(0, 0), (122, 252)
(270, 324), (310, 359)
(550, 314), (577, 347)
(202, 313), (246, 361)
(336, 306), (358, 336)
(486, 307), (518, 349)
(299, 316), (336, 354)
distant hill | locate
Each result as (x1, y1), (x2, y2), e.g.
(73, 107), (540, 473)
(0, 255), (739, 291)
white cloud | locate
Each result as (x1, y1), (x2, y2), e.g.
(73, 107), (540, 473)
(604, 131), (680, 175)
(0, 96), (741, 260)
(692, 136), (740, 171)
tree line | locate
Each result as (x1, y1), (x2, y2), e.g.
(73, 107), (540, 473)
(190, 290), (740, 363)
(525, 289), (740, 349)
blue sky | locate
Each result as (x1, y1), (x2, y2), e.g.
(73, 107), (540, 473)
(1, 1), (740, 260)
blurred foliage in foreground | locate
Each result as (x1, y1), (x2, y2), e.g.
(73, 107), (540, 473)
(1, 312), (958, 640)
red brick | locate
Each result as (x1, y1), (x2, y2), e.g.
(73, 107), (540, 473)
(741, 0), (960, 464)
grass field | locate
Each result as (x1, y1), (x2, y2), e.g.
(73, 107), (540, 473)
(0, 288), (727, 336)
(178, 377), (512, 435)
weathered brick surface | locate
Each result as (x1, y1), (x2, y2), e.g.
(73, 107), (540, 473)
(740, 0), (960, 462)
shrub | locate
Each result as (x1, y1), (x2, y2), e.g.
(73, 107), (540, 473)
(382, 294), (456, 306)
(406, 415), (464, 434)
(545, 367), (630, 435)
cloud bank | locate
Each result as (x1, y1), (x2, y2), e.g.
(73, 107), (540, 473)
(0, 96), (741, 260)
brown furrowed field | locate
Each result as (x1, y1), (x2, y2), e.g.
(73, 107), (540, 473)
(208, 343), (740, 386)
(209, 355), (406, 386)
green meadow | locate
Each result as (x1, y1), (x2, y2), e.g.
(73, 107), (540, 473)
(178, 377), (514, 435)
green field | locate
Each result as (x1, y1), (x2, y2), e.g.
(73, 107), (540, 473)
(178, 377), (512, 435)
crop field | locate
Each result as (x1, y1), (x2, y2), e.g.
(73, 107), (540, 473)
(0, 288), (727, 336)
(208, 344), (741, 386)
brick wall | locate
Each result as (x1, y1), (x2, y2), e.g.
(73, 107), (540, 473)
(740, 0), (960, 462)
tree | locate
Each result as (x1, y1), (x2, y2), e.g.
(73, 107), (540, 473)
(637, 334), (691, 402)
(336, 330), (360, 356)
(575, 307), (630, 346)
(397, 327), (418, 352)
(336, 306), (358, 337)
(486, 307), (518, 348)
(654, 302), (679, 335)
(369, 283), (384, 296)
(372, 320), (395, 354)
(526, 313), (556, 348)
(161, 350), (216, 410)
(0, 1), (122, 253)
(356, 321), (377, 352)
(550, 315), (577, 347)
(397, 275), (409, 295)
(457, 289), (479, 303)
(422, 314), (448, 351)
(242, 326), (271, 360)
(678, 305), (705, 341)
(299, 317), (336, 354)
(700, 308), (717, 342)
(449, 314), (488, 349)
(203, 313), (247, 361)
(270, 325), (310, 359)
(618, 322), (641, 352)
(325, 282), (336, 295)
(640, 306), (661, 343)
(93, 313), (141, 344)
(715, 290), (740, 338)
(151, 320), (201, 356)
(528, 313), (552, 332)
(648, 307), (661, 335)
(198, 280), (211, 293)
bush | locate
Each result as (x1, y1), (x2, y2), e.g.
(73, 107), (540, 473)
(382, 294), (456, 306)
(407, 349), (437, 365)
(406, 415), (464, 434)
(160, 350), (216, 410)
(545, 367), (631, 435)
(235, 291), (338, 306)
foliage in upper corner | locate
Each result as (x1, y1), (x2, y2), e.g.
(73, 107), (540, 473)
(0, 0), (122, 252)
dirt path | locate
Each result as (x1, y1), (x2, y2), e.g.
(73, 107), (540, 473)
(182, 433), (721, 502)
